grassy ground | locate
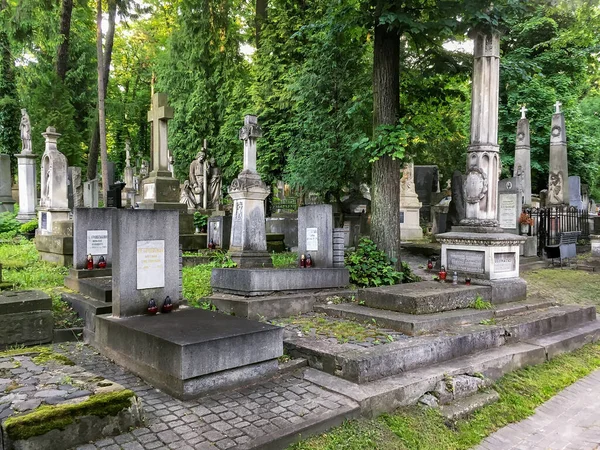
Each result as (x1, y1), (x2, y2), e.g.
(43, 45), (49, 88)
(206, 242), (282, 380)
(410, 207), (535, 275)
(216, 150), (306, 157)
(523, 267), (600, 307)
(290, 341), (600, 450)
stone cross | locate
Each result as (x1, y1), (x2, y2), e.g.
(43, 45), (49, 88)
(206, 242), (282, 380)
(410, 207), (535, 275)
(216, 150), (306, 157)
(125, 140), (131, 168)
(239, 115), (263, 174)
(520, 105), (528, 119)
(554, 101), (562, 114)
(147, 93), (174, 176)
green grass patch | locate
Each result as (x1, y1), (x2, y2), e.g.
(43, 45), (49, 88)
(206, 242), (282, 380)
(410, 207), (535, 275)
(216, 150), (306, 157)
(272, 252), (297, 268)
(524, 268), (600, 307)
(3, 389), (136, 441)
(0, 346), (74, 366)
(469, 295), (492, 310)
(290, 341), (600, 450)
(182, 264), (214, 307)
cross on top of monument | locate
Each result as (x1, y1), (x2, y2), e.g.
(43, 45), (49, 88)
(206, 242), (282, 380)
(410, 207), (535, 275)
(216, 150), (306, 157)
(520, 105), (528, 119)
(554, 101), (562, 114)
(147, 93), (174, 174)
(239, 114), (263, 174)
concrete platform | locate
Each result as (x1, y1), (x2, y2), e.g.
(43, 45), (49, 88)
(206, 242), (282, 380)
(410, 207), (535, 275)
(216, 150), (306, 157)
(0, 290), (53, 348)
(359, 281), (493, 314)
(94, 308), (283, 399)
(286, 304), (597, 384)
(64, 275), (112, 302)
(315, 299), (556, 336)
(209, 289), (356, 320)
(62, 292), (112, 342)
(211, 268), (350, 296)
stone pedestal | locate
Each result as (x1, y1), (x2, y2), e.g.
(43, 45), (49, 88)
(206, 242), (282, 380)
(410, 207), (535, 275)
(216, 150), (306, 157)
(227, 115), (273, 268)
(514, 109), (532, 205)
(208, 215), (231, 250)
(591, 235), (600, 259)
(400, 198), (423, 241)
(0, 154), (16, 213)
(547, 104), (569, 206)
(0, 290), (53, 348)
(84, 179), (99, 207)
(298, 204), (334, 267)
(16, 153), (37, 222)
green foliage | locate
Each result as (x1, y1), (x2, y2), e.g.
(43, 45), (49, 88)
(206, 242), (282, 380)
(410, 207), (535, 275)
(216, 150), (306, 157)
(0, 211), (20, 234)
(19, 218), (37, 234)
(193, 212), (208, 230)
(354, 124), (410, 163)
(271, 252), (297, 268)
(52, 295), (84, 329)
(345, 238), (402, 287)
(400, 261), (421, 284)
(470, 295), (493, 310)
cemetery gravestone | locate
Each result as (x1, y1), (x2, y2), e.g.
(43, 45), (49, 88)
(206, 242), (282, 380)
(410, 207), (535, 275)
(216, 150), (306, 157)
(414, 165), (439, 224)
(514, 105), (532, 205)
(84, 179), (99, 208)
(569, 176), (583, 210)
(547, 102), (569, 206)
(67, 167), (84, 210)
(497, 177), (522, 235)
(72, 208), (116, 270)
(0, 154), (16, 213)
(16, 109), (37, 222)
(298, 204), (334, 268)
(399, 161), (424, 240)
(207, 215), (232, 250)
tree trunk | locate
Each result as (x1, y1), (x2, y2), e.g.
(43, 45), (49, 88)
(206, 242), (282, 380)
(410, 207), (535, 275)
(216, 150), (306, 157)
(56, 0), (73, 81)
(255, 0), (267, 49)
(371, 19), (401, 268)
(87, 0), (116, 181)
(96, 0), (108, 203)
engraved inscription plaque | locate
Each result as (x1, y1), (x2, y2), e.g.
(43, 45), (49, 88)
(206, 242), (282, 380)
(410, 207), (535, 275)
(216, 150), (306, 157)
(494, 252), (516, 273)
(136, 240), (165, 289)
(447, 250), (485, 274)
(499, 193), (517, 229)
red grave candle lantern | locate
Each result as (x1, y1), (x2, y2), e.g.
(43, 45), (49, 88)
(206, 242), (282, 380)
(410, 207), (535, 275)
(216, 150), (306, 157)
(438, 265), (447, 281)
(86, 254), (94, 270)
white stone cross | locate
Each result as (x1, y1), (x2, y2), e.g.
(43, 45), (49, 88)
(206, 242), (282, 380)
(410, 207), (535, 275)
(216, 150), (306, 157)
(147, 93), (174, 174)
(520, 105), (528, 119)
(554, 101), (562, 114)
(239, 115), (263, 174)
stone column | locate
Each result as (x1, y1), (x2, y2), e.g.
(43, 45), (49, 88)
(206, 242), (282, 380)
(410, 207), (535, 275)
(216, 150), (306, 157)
(462, 28), (501, 227)
(547, 101), (569, 206)
(227, 115), (273, 268)
(0, 155), (16, 214)
(514, 106), (532, 205)
(16, 153), (37, 222)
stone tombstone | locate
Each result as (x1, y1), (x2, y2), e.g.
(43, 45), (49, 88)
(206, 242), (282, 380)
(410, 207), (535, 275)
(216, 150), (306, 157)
(107, 182), (126, 208)
(446, 170), (466, 229)
(332, 228), (347, 268)
(547, 101), (569, 206)
(105, 161), (115, 188)
(514, 105), (532, 205)
(112, 209), (180, 318)
(568, 176), (583, 210)
(227, 115), (272, 268)
(84, 179), (99, 208)
(298, 204), (334, 268)
(497, 177), (522, 234)
(399, 161), (423, 240)
(591, 235), (600, 258)
(0, 154), (16, 213)
(73, 208), (116, 270)
(140, 93), (184, 210)
(39, 127), (68, 209)
(207, 215), (231, 250)
(67, 166), (83, 210)
(16, 109), (37, 222)
(414, 165), (439, 223)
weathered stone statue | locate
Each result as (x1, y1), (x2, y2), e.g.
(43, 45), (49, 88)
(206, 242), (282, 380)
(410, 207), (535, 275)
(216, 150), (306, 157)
(20, 109), (32, 154)
(208, 157), (222, 209)
(179, 180), (196, 209)
(189, 150), (206, 205)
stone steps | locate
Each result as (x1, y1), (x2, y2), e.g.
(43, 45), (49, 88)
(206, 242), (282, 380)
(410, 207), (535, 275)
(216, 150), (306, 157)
(359, 281), (493, 314)
(439, 390), (500, 420)
(62, 292), (112, 342)
(285, 304), (596, 384)
(314, 299), (556, 336)
(64, 275), (112, 303)
(302, 319), (600, 417)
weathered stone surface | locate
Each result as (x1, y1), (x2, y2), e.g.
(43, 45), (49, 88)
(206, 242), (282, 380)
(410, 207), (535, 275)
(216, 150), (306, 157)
(94, 308), (283, 399)
(418, 393), (439, 408)
(439, 390), (499, 420)
(0, 155), (16, 214)
(298, 204), (334, 268)
(547, 105), (569, 206)
(112, 209), (180, 318)
(266, 215), (298, 249)
(15, 154), (37, 223)
(0, 310), (53, 348)
(359, 281), (492, 315)
(64, 276), (112, 303)
(514, 109), (532, 205)
(211, 268), (349, 296)
(73, 208), (116, 270)
(0, 291), (51, 315)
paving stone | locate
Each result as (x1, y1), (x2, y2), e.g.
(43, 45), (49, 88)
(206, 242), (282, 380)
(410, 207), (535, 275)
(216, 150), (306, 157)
(121, 442), (145, 450)
(114, 432), (135, 444)
(157, 430), (180, 444)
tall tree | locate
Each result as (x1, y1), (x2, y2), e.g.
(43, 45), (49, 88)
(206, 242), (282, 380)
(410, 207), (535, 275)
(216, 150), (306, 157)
(56, 0), (73, 81)
(96, 0), (108, 202)
(88, 0), (117, 182)
(0, 0), (20, 174)
(255, 0), (267, 49)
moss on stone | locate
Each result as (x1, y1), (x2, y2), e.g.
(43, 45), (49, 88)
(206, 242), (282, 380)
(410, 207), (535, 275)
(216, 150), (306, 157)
(3, 389), (136, 441)
(31, 352), (74, 366)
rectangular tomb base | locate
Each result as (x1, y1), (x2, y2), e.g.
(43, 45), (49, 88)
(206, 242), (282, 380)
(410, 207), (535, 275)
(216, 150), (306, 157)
(211, 267), (350, 296)
(472, 277), (528, 304)
(94, 308), (283, 399)
(0, 290), (53, 348)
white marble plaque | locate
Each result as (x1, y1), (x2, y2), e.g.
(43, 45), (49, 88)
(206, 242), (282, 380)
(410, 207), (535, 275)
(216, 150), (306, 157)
(136, 240), (165, 290)
(231, 201), (243, 247)
(494, 252), (516, 273)
(87, 230), (108, 255)
(143, 183), (155, 200)
(499, 193), (517, 229)
(306, 228), (318, 251)
(590, 240), (600, 257)
(447, 250), (485, 274)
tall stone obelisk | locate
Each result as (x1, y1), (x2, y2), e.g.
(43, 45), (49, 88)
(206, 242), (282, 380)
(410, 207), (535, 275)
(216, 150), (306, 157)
(227, 115), (273, 268)
(462, 28), (501, 228)
(547, 101), (569, 206)
(514, 106), (532, 206)
(436, 27), (526, 301)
